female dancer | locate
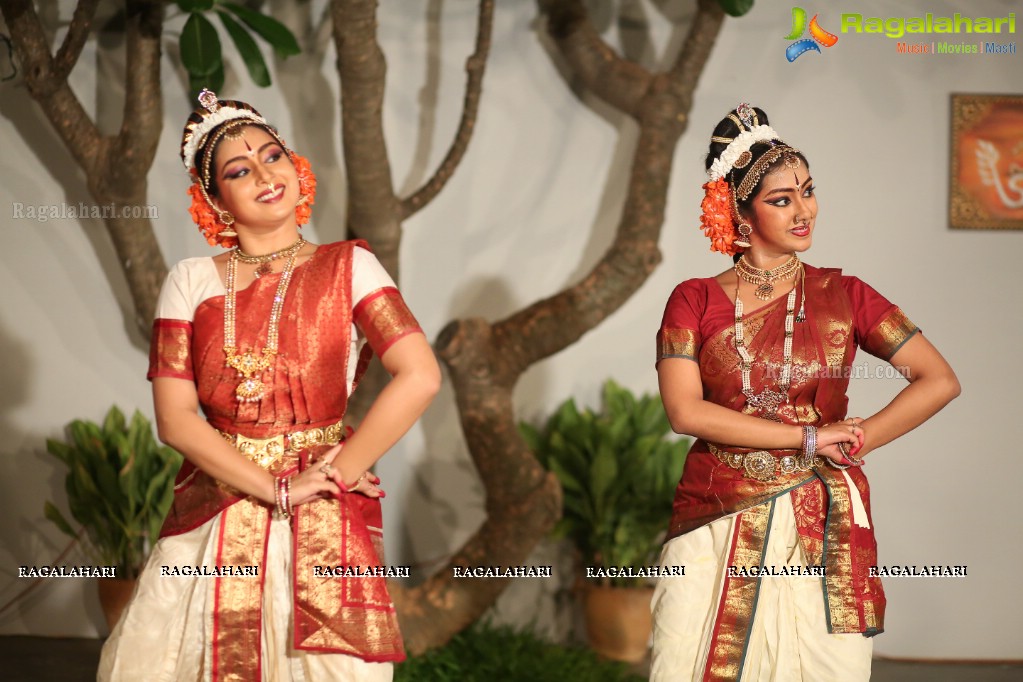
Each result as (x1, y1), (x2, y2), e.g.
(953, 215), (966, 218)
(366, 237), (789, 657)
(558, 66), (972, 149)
(99, 90), (440, 681)
(651, 104), (959, 681)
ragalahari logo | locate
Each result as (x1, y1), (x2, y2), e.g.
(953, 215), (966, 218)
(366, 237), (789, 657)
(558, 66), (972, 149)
(785, 7), (839, 61)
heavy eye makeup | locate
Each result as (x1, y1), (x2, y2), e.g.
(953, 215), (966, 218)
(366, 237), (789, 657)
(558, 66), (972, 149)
(219, 144), (284, 181)
(763, 182), (815, 207)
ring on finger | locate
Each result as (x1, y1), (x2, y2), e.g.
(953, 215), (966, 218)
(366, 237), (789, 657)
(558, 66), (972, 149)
(319, 463), (335, 476)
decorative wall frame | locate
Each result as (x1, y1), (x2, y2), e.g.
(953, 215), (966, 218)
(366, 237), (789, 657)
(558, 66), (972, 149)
(949, 94), (1023, 230)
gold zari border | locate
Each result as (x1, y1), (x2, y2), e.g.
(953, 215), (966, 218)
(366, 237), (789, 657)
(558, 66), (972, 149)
(212, 497), (269, 682)
(864, 308), (918, 360)
(657, 328), (699, 361)
(354, 287), (421, 356)
(704, 501), (773, 682)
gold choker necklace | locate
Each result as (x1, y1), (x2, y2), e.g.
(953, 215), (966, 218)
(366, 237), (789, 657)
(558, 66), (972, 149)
(235, 237), (306, 278)
(735, 253), (800, 300)
(223, 243), (303, 403)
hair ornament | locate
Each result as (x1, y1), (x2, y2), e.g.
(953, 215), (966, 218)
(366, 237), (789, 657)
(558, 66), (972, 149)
(181, 88), (269, 172)
(699, 179), (741, 256)
(707, 124), (780, 181)
(736, 102), (758, 129)
(735, 145), (801, 201)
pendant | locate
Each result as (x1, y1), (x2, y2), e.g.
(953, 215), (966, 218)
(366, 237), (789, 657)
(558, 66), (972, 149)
(254, 262), (272, 278)
(745, 388), (786, 419)
(755, 281), (774, 300)
(225, 348), (275, 403)
(236, 377), (266, 403)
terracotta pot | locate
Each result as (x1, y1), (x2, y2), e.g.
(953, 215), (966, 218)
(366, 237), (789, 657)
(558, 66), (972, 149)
(97, 577), (137, 632)
(582, 583), (655, 663)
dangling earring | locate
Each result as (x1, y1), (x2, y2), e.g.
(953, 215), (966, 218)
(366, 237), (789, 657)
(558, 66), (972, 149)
(735, 221), (752, 248)
(218, 210), (237, 237)
(730, 180), (751, 248)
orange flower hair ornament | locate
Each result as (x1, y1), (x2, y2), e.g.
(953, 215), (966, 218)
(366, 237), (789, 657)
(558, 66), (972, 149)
(291, 152), (316, 227)
(699, 179), (742, 256)
(186, 152), (317, 249)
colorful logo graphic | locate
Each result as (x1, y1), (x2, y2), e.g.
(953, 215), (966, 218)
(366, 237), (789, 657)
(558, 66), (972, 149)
(784, 7), (839, 61)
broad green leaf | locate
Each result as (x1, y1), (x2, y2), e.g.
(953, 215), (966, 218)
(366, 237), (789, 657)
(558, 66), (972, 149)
(180, 12), (223, 76)
(45, 438), (72, 464)
(548, 457), (583, 493)
(221, 2), (300, 58)
(102, 405), (126, 437)
(176, 0), (214, 11)
(218, 10), (271, 87)
(589, 443), (617, 512)
(43, 502), (78, 538)
(190, 61), (225, 103)
(717, 0), (755, 18)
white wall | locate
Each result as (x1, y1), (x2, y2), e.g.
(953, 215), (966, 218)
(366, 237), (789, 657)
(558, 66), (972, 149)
(1, 0), (1019, 659)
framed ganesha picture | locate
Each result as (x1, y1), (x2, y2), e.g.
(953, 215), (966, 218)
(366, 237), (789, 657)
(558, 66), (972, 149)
(949, 93), (1023, 230)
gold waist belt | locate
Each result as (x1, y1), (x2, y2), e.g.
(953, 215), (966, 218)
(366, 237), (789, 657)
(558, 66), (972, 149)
(708, 443), (822, 482)
(216, 419), (345, 470)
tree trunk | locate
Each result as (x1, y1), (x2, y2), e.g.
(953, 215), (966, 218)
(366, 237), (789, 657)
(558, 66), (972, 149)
(392, 0), (725, 654)
(2, 0), (167, 338)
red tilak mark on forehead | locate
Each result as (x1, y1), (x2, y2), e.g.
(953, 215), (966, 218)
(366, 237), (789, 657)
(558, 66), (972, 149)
(243, 137), (254, 152)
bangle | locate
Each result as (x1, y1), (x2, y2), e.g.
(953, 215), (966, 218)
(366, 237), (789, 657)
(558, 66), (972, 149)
(284, 475), (293, 517)
(801, 425), (817, 467)
(275, 475), (292, 519)
(828, 443), (852, 470)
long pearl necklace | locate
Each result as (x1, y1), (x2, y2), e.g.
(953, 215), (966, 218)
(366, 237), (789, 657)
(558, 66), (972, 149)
(733, 264), (802, 421)
(223, 240), (305, 403)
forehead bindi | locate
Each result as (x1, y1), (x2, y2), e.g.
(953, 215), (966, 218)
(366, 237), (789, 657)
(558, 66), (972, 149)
(761, 168), (811, 195)
(217, 128), (280, 172)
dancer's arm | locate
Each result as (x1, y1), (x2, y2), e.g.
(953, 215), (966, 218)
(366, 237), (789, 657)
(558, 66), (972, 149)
(658, 358), (862, 458)
(153, 378), (344, 505)
(851, 334), (960, 458)
(321, 332), (441, 489)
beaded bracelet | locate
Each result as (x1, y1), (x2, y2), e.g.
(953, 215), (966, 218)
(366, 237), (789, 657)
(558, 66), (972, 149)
(801, 425), (817, 467)
(827, 443), (860, 470)
(284, 475), (292, 517)
(275, 475), (293, 519)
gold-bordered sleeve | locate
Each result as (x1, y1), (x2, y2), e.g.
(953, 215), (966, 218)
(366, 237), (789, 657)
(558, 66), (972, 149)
(656, 328), (700, 363)
(353, 287), (423, 357)
(148, 318), (194, 381)
(862, 307), (919, 361)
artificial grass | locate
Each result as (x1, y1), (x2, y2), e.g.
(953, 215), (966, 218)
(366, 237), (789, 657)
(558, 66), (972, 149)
(394, 622), (645, 682)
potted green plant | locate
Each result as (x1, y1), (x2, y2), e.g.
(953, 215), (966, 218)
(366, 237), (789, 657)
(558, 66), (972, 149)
(520, 379), (688, 662)
(44, 406), (182, 629)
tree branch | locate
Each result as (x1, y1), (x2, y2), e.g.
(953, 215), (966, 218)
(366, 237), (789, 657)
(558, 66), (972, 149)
(391, 317), (563, 655)
(665, 0), (726, 112)
(331, 0), (402, 277)
(52, 0), (100, 82)
(108, 0), (163, 197)
(490, 0), (724, 376)
(1, 0), (102, 171)
(540, 0), (652, 119)
(3, 0), (168, 336)
(400, 0), (494, 221)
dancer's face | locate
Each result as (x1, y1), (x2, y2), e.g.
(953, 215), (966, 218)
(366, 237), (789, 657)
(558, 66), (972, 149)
(211, 126), (300, 229)
(743, 161), (817, 257)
